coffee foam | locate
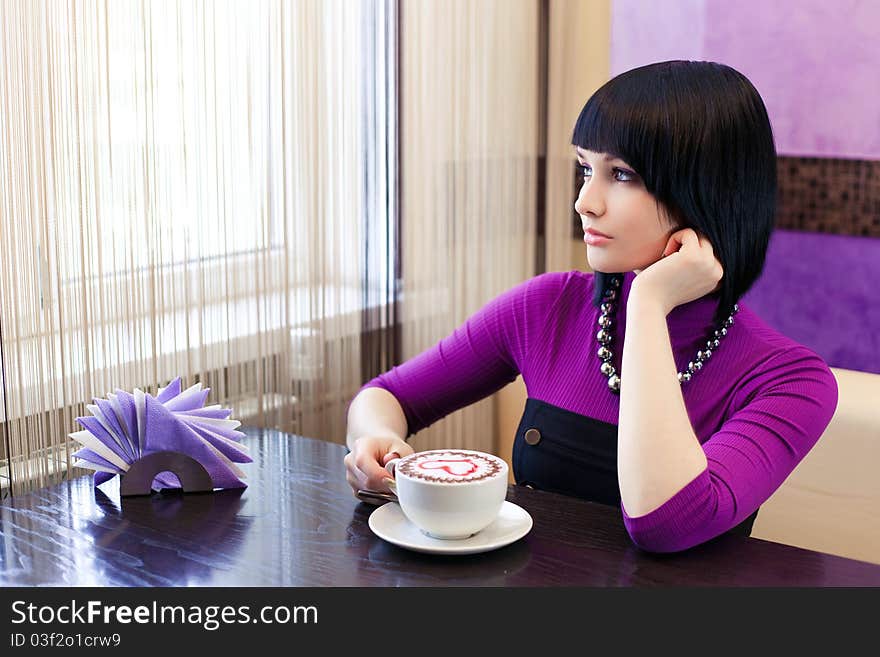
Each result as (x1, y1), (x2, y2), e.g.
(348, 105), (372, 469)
(397, 450), (504, 483)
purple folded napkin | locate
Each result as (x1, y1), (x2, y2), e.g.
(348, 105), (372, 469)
(70, 377), (251, 492)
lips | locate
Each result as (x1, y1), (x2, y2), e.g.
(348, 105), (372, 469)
(584, 228), (612, 247)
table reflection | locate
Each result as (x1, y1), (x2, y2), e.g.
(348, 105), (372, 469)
(1, 430), (875, 587)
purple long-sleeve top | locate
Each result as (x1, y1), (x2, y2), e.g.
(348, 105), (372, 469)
(361, 270), (839, 552)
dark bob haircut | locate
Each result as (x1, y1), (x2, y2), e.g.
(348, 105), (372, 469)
(571, 60), (777, 326)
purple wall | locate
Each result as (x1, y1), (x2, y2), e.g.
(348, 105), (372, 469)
(742, 230), (880, 374)
(611, 0), (880, 159)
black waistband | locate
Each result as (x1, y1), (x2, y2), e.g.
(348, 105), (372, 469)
(512, 398), (758, 537)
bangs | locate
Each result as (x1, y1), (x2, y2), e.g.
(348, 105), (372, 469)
(571, 73), (675, 198)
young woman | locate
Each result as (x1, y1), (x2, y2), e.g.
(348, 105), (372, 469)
(344, 60), (838, 553)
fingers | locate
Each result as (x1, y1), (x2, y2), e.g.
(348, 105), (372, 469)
(662, 229), (688, 257)
(662, 227), (697, 257)
(662, 235), (682, 258)
(345, 439), (412, 501)
(382, 451), (401, 465)
(668, 228), (699, 253)
(355, 450), (393, 491)
(666, 228), (716, 259)
(682, 231), (722, 282)
(678, 228), (700, 246)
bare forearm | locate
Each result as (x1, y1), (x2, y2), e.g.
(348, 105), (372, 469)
(617, 288), (707, 517)
(345, 387), (409, 451)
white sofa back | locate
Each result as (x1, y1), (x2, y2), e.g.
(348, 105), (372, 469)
(751, 367), (880, 565)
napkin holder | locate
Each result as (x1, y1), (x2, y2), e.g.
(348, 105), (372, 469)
(70, 377), (251, 498)
(119, 451), (214, 497)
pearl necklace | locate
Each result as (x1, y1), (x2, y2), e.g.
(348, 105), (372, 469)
(595, 274), (738, 394)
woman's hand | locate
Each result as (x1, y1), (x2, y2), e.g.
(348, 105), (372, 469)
(344, 435), (414, 503)
(631, 228), (723, 314)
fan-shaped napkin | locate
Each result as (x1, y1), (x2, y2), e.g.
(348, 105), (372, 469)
(70, 377), (251, 493)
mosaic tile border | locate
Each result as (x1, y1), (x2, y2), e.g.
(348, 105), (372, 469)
(776, 156), (880, 237)
(572, 156), (880, 238)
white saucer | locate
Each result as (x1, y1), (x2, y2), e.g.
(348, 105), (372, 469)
(368, 500), (532, 555)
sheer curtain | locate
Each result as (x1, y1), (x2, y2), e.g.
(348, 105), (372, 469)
(399, 0), (541, 455)
(0, 0), (396, 494)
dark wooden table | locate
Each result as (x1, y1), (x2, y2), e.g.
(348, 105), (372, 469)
(2, 427), (878, 586)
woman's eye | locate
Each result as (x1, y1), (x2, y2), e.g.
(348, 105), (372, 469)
(579, 163), (635, 182)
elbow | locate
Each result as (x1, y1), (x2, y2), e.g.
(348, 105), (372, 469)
(620, 469), (718, 554)
(621, 508), (696, 554)
(623, 524), (701, 554)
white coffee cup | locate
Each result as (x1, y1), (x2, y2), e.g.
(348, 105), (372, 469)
(386, 449), (509, 540)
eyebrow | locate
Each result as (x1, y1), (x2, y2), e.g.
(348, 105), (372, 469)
(575, 149), (620, 163)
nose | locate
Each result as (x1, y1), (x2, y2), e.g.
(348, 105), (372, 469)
(574, 177), (605, 218)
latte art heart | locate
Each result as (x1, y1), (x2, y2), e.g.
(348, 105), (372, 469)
(397, 450), (505, 483)
(418, 458), (478, 477)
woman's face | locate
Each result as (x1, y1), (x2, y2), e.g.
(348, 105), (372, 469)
(574, 147), (680, 274)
